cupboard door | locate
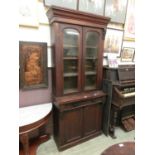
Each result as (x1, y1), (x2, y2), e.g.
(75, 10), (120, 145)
(60, 108), (83, 145)
(83, 102), (102, 136)
(83, 28), (103, 90)
(60, 24), (82, 95)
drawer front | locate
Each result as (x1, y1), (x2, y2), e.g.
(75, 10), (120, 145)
(59, 97), (106, 112)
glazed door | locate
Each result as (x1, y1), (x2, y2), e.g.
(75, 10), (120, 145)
(82, 27), (103, 91)
(60, 24), (82, 95)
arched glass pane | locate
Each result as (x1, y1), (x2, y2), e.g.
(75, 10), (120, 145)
(84, 32), (99, 90)
(63, 29), (79, 94)
(63, 29), (79, 57)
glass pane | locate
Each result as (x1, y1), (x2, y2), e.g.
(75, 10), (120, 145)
(104, 0), (128, 24)
(64, 60), (78, 73)
(63, 29), (79, 57)
(79, 0), (105, 15)
(63, 29), (79, 94)
(84, 31), (99, 90)
(85, 59), (97, 72)
(86, 48), (98, 58)
(64, 47), (78, 57)
(85, 32), (99, 58)
(44, 0), (77, 10)
(85, 75), (96, 90)
(64, 77), (78, 94)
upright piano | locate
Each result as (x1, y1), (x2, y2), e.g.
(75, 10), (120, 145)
(102, 65), (135, 138)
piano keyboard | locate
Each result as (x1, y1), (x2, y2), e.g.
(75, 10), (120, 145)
(114, 87), (135, 98)
(123, 92), (135, 98)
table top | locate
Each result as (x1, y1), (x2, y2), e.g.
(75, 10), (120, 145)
(101, 142), (135, 155)
(19, 103), (52, 127)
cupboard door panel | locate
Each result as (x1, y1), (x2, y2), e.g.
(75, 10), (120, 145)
(83, 102), (102, 136)
(60, 108), (83, 144)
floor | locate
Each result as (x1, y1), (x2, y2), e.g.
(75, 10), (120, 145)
(37, 128), (135, 155)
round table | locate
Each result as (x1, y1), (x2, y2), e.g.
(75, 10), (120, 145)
(19, 103), (52, 155)
(101, 142), (135, 155)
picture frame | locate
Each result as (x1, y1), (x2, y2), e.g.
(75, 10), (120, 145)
(104, 0), (128, 24)
(78, 0), (105, 15)
(121, 47), (135, 62)
(19, 41), (48, 90)
(124, 0), (135, 41)
(104, 28), (123, 56)
(19, 0), (39, 28)
(43, 0), (77, 10)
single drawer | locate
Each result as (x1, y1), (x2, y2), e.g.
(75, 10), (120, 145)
(58, 97), (106, 112)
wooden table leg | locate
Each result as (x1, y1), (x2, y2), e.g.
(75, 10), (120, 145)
(20, 133), (29, 155)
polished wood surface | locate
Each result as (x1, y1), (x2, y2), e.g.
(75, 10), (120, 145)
(53, 93), (106, 150)
(103, 66), (135, 138)
(19, 135), (49, 155)
(47, 6), (110, 98)
(19, 104), (52, 155)
(55, 91), (106, 105)
(101, 142), (135, 155)
(47, 6), (110, 150)
(47, 5), (110, 28)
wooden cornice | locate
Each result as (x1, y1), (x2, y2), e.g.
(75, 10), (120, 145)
(47, 5), (110, 28)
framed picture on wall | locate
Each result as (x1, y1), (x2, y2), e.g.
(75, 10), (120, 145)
(104, 28), (123, 56)
(78, 0), (105, 15)
(121, 47), (135, 62)
(104, 0), (128, 24)
(44, 0), (77, 10)
(124, 0), (135, 41)
(19, 41), (48, 90)
(19, 0), (39, 28)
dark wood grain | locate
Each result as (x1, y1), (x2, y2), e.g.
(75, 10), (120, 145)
(19, 41), (48, 90)
(53, 98), (105, 151)
(47, 6), (110, 150)
(55, 91), (106, 105)
(47, 5), (110, 28)
(19, 135), (49, 155)
(103, 66), (135, 138)
(19, 110), (52, 155)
